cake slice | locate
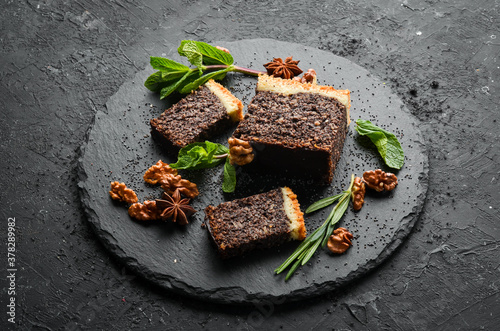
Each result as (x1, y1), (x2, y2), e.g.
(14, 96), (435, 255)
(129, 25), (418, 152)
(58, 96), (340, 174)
(205, 187), (306, 259)
(230, 74), (350, 183)
(150, 79), (243, 151)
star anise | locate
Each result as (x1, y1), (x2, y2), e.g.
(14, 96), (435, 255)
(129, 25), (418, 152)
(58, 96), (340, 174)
(263, 56), (303, 79)
(155, 189), (196, 225)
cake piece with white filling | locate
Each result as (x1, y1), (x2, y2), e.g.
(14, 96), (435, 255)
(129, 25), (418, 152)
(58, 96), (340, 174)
(151, 79), (243, 151)
(204, 187), (306, 259)
(230, 74), (351, 184)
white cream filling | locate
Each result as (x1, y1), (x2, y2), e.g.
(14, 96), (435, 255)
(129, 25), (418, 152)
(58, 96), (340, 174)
(206, 81), (242, 122)
(281, 187), (303, 240)
(257, 75), (350, 108)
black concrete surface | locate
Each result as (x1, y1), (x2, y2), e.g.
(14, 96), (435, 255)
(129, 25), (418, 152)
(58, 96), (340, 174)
(1, 0), (499, 329)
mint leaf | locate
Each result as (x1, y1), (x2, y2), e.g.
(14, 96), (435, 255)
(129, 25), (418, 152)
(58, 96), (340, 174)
(145, 72), (172, 92)
(170, 141), (228, 170)
(355, 119), (405, 169)
(178, 40), (234, 66)
(222, 158), (236, 193)
(145, 58), (191, 93)
(177, 40), (203, 69)
(159, 70), (199, 99)
(150, 57), (190, 72)
(179, 67), (233, 94)
(193, 41), (234, 65)
(160, 70), (189, 81)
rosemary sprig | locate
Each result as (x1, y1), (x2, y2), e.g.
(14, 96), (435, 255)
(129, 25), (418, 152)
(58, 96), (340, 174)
(275, 174), (355, 281)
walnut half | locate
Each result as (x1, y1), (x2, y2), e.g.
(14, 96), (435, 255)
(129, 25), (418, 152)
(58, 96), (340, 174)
(293, 68), (317, 84)
(109, 181), (138, 204)
(143, 160), (178, 185)
(351, 177), (366, 211)
(160, 174), (199, 199)
(228, 137), (254, 166)
(327, 227), (354, 254)
(363, 169), (398, 192)
(128, 200), (161, 221)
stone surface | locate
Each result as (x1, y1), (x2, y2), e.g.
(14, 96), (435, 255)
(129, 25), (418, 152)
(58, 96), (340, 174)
(1, 0), (499, 329)
(78, 39), (428, 303)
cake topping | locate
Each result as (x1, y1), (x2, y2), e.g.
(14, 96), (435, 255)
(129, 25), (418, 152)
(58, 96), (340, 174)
(156, 189), (196, 225)
(143, 160), (178, 185)
(159, 174), (199, 199)
(327, 227), (354, 254)
(293, 68), (317, 84)
(302, 68), (317, 83)
(228, 137), (254, 166)
(363, 169), (398, 192)
(128, 200), (161, 221)
(263, 57), (303, 79)
(351, 177), (366, 211)
(109, 181), (138, 204)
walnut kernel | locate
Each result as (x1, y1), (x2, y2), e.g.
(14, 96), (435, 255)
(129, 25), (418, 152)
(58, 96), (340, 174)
(160, 174), (199, 199)
(363, 169), (398, 192)
(327, 227), (354, 254)
(143, 160), (178, 185)
(228, 137), (254, 166)
(351, 177), (366, 211)
(293, 68), (317, 84)
(128, 200), (161, 221)
(109, 181), (138, 204)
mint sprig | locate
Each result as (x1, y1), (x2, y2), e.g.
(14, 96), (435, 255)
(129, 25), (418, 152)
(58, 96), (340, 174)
(145, 40), (265, 99)
(275, 175), (355, 281)
(170, 141), (236, 193)
(355, 119), (405, 169)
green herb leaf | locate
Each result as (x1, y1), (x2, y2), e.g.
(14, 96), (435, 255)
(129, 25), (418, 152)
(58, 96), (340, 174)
(177, 40), (204, 69)
(159, 70), (200, 99)
(276, 175), (355, 281)
(222, 158), (237, 193)
(145, 58), (191, 93)
(179, 67), (233, 94)
(144, 72), (172, 92)
(274, 239), (313, 274)
(170, 141), (228, 170)
(321, 194), (351, 247)
(160, 70), (190, 82)
(305, 193), (344, 213)
(150, 57), (190, 72)
(147, 40), (264, 97)
(355, 119), (405, 169)
(178, 40), (234, 66)
(285, 259), (302, 281)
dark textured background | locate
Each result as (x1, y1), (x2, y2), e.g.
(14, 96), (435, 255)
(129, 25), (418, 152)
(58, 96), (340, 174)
(1, 0), (499, 330)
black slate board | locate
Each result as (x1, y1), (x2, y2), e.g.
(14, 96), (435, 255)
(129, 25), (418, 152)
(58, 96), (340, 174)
(78, 39), (428, 304)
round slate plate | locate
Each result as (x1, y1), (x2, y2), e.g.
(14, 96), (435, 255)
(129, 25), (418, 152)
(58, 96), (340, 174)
(78, 39), (428, 304)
